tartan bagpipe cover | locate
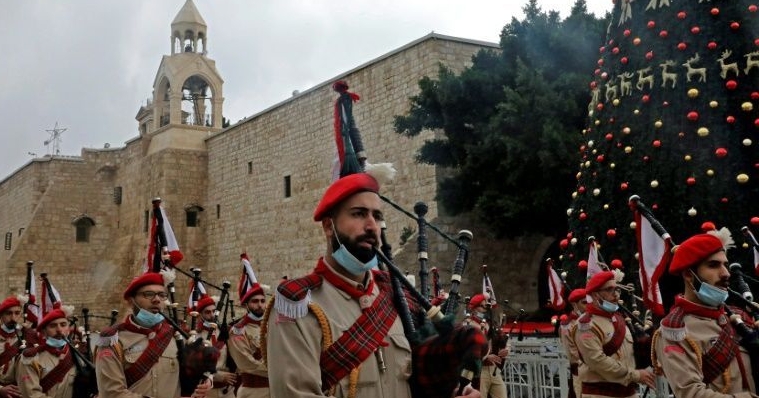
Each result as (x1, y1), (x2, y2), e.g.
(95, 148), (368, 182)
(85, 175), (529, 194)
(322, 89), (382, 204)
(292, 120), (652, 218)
(409, 318), (485, 398)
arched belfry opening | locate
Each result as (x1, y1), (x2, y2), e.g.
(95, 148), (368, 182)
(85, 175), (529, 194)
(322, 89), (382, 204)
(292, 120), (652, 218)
(171, 0), (208, 56)
(181, 74), (214, 126)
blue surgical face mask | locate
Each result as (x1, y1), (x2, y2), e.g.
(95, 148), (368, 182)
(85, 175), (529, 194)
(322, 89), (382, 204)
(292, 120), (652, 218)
(247, 312), (263, 322)
(691, 270), (728, 307)
(599, 300), (619, 313)
(202, 321), (214, 329)
(134, 307), (165, 327)
(46, 336), (66, 348)
(331, 224), (378, 276)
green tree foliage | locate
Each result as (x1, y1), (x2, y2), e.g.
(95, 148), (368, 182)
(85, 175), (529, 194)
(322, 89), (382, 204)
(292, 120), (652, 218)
(394, 0), (608, 238)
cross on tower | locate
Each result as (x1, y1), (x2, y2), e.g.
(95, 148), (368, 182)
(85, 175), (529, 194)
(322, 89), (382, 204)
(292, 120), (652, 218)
(44, 122), (66, 156)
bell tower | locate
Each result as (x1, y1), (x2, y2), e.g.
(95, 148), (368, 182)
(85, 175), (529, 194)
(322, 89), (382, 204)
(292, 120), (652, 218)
(136, 0), (224, 154)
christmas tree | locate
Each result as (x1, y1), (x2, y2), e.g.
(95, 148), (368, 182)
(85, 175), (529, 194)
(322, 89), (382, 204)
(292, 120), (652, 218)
(565, 0), (759, 309)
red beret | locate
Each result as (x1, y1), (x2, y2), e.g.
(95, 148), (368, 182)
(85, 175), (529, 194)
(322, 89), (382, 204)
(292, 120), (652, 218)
(0, 296), (21, 314)
(240, 283), (265, 305)
(37, 308), (67, 332)
(669, 233), (724, 275)
(123, 272), (165, 300)
(468, 294), (486, 310)
(195, 296), (215, 312)
(313, 173), (379, 221)
(568, 288), (587, 303)
(585, 271), (615, 294)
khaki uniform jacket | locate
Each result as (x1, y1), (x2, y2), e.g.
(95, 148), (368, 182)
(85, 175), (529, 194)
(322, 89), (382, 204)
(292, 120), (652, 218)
(654, 301), (757, 398)
(560, 318), (581, 368)
(576, 312), (640, 398)
(16, 347), (75, 398)
(227, 318), (269, 398)
(94, 319), (180, 398)
(266, 271), (413, 398)
(195, 328), (236, 398)
(0, 329), (20, 386)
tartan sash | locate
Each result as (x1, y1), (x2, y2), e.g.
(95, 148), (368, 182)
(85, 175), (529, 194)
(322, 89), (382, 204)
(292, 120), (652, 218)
(39, 346), (74, 393)
(0, 341), (19, 372)
(702, 316), (740, 384)
(123, 321), (175, 387)
(319, 274), (397, 391)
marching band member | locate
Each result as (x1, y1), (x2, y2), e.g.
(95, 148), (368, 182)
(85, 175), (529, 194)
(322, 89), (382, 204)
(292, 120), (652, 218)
(227, 283), (269, 397)
(0, 296), (27, 398)
(265, 173), (479, 398)
(576, 271), (655, 397)
(653, 229), (757, 397)
(94, 272), (211, 398)
(193, 296), (237, 398)
(466, 294), (507, 398)
(17, 305), (76, 398)
(560, 288), (587, 398)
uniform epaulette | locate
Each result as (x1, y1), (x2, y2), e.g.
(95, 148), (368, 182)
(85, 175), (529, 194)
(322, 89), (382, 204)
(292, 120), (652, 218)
(97, 324), (121, 347)
(578, 312), (592, 331)
(660, 306), (686, 342)
(273, 273), (322, 320)
(20, 346), (41, 365)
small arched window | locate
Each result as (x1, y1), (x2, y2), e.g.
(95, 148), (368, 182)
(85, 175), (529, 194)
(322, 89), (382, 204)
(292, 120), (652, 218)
(185, 205), (204, 228)
(72, 216), (96, 243)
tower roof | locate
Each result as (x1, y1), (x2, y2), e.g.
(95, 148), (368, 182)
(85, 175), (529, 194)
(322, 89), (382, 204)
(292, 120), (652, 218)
(172, 0), (206, 28)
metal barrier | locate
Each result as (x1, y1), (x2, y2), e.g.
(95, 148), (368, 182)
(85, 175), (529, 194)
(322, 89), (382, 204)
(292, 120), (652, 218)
(501, 338), (671, 398)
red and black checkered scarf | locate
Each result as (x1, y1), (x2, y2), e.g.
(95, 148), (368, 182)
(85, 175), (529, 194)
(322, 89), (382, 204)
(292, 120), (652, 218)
(120, 317), (175, 387)
(665, 297), (748, 386)
(38, 345), (73, 393)
(581, 304), (627, 356)
(314, 260), (397, 391)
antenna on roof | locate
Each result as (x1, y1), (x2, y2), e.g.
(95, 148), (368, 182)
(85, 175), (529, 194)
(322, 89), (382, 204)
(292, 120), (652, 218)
(44, 122), (66, 156)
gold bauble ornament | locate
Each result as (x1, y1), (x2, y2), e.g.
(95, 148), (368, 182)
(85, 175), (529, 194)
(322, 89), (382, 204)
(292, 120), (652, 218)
(588, 140), (595, 148)
(624, 146), (632, 153)
(650, 180), (659, 188)
(654, 120), (663, 129)
(743, 242), (750, 249)
(744, 139), (753, 146)
(572, 191), (578, 199)
(603, 204), (610, 210)
(567, 208), (573, 216)
(613, 99), (620, 106)
(610, 163), (616, 169)
(737, 173), (750, 183)
(629, 221), (637, 229)
(623, 127), (631, 134)
(687, 88), (699, 98)
(687, 207), (697, 217)
(593, 188), (601, 196)
(594, 119), (601, 126)
(633, 109), (640, 115)
(570, 238), (578, 245)
(697, 127), (709, 137)
(743, 102), (754, 111)
(709, 100), (719, 108)
(584, 161), (591, 168)
(684, 154), (692, 161)
(706, 169), (715, 176)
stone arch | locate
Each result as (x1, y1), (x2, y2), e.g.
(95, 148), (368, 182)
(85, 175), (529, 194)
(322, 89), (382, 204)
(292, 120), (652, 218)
(72, 215), (96, 243)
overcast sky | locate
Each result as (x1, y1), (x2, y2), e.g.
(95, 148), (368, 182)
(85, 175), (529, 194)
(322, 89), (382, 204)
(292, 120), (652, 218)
(0, 0), (611, 179)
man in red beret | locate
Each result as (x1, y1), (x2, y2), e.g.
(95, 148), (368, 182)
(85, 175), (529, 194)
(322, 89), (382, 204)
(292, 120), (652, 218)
(653, 229), (757, 396)
(464, 294), (507, 398)
(559, 288), (587, 398)
(266, 173), (479, 398)
(0, 295), (28, 398)
(227, 283), (269, 398)
(16, 306), (76, 398)
(576, 271), (656, 397)
(95, 272), (211, 398)
(192, 296), (236, 398)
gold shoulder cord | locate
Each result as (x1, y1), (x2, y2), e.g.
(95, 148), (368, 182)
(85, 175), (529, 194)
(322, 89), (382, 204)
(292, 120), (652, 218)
(260, 297), (360, 398)
(652, 330), (730, 394)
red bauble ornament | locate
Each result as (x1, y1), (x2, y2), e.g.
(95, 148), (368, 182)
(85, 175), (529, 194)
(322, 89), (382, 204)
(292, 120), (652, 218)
(715, 147), (728, 158)
(598, 59), (604, 67)
(579, 212), (587, 221)
(597, 154), (605, 163)
(701, 221), (716, 232)
(560, 239), (569, 250)
(611, 259), (623, 269)
(659, 30), (668, 38)
(605, 133), (614, 141)
(647, 21), (656, 29)
(620, 182), (629, 190)
(597, 103), (604, 111)
(621, 57), (629, 64)
(612, 47), (620, 54)
(721, 197), (729, 204)
(594, 68), (601, 75)
(687, 111), (699, 121)
(607, 229), (617, 239)
(578, 260), (588, 270)
(755, 118), (759, 127)
(726, 80), (738, 90)
(731, 22), (741, 30)
(691, 26), (701, 34)
(652, 139), (662, 147)
(752, 92), (759, 100)
(751, 217), (759, 226)
(727, 115), (736, 124)
(623, 29), (631, 37)
(750, 4), (758, 12)
(708, 41), (718, 50)
(755, 38), (759, 47)
(645, 51), (654, 60)
(590, 81), (597, 89)
(711, 8), (720, 15)
(599, 46), (606, 53)
(566, 232), (573, 239)
(687, 177), (696, 186)
(677, 42), (687, 51)
(652, 204), (659, 210)
(578, 186), (586, 194)
(642, 95), (650, 103)
(677, 11), (687, 19)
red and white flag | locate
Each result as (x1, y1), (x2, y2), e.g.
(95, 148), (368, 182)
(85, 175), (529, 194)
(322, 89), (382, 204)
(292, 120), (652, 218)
(587, 239), (604, 280)
(40, 277), (62, 317)
(187, 280), (207, 310)
(238, 253), (259, 300)
(547, 261), (566, 310)
(754, 246), (759, 276)
(143, 204), (184, 273)
(25, 269), (39, 324)
(634, 210), (671, 317)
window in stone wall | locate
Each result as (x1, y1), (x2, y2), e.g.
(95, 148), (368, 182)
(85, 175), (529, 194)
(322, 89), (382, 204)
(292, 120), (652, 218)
(4, 232), (10, 250)
(248, 161), (253, 174)
(185, 205), (204, 227)
(284, 175), (291, 198)
(216, 204), (220, 219)
(18, 228), (24, 237)
(73, 216), (96, 243)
